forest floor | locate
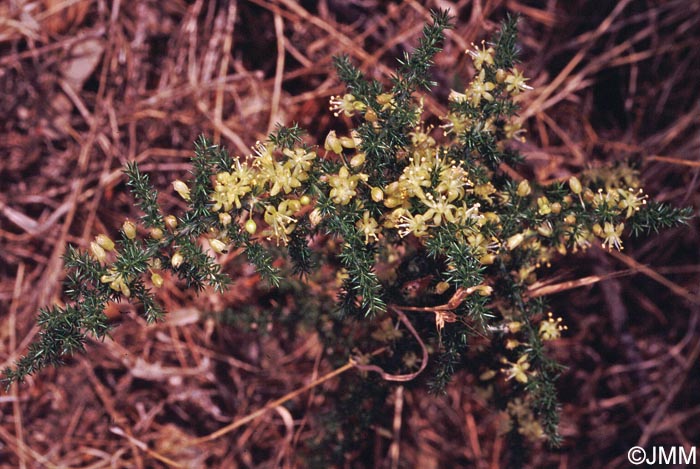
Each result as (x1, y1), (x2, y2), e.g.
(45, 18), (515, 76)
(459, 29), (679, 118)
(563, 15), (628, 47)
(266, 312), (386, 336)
(1, 1), (699, 467)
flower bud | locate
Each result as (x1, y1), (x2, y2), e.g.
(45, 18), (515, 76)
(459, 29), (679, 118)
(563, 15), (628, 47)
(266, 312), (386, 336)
(324, 130), (343, 154)
(475, 285), (493, 296)
(506, 339), (521, 350)
(171, 251), (184, 268)
(592, 223), (602, 236)
(90, 241), (107, 263)
(122, 220), (137, 240)
(219, 212), (232, 227)
(435, 281), (451, 295)
(551, 202), (562, 214)
(300, 195), (311, 206)
(371, 187), (384, 202)
(172, 180), (191, 201)
(384, 197), (403, 208)
(495, 68), (507, 83)
(309, 208), (323, 227)
(506, 233), (525, 250)
(210, 239), (227, 254)
(95, 234), (115, 251)
(377, 92), (394, 106)
(339, 136), (356, 149)
(479, 253), (496, 265)
(508, 321), (522, 333)
(244, 219), (257, 235)
(151, 272), (164, 288)
(516, 179), (531, 197)
(564, 214), (576, 225)
(537, 223), (553, 237)
(150, 227), (164, 240)
(350, 152), (366, 168)
(286, 199), (302, 213)
(164, 215), (178, 231)
(568, 176), (582, 194)
(364, 108), (378, 123)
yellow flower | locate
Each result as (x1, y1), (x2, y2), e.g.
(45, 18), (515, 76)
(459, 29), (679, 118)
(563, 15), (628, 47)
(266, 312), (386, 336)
(537, 196), (552, 215)
(467, 41), (495, 70)
(327, 166), (367, 205)
(568, 176), (582, 195)
(244, 218), (257, 235)
(269, 162), (302, 197)
(100, 269), (131, 297)
(399, 156), (432, 200)
(263, 201), (297, 244)
(164, 215), (178, 231)
(503, 354), (531, 384)
(436, 163), (470, 202)
(370, 186), (384, 202)
(468, 69), (496, 106)
(211, 160), (255, 212)
(218, 212), (232, 227)
(440, 112), (471, 135)
(349, 152), (366, 168)
(539, 312), (567, 341)
(600, 222), (624, 251)
(505, 67), (532, 95)
(396, 212), (431, 238)
(356, 211), (381, 244)
(504, 121), (526, 142)
(329, 93), (365, 117)
(422, 194), (459, 226)
(617, 187), (648, 219)
(474, 181), (497, 201)
(376, 92), (395, 111)
(283, 147), (316, 175)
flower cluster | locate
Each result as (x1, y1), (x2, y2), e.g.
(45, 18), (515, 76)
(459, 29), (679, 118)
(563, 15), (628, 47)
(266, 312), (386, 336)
(208, 141), (316, 245)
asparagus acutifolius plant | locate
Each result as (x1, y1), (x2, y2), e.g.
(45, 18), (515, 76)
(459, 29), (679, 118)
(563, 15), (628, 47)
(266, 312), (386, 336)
(4, 10), (691, 445)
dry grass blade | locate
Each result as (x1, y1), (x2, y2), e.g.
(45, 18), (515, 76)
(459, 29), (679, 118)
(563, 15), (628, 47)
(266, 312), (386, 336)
(606, 249), (700, 305)
(189, 358), (360, 445)
(527, 269), (636, 298)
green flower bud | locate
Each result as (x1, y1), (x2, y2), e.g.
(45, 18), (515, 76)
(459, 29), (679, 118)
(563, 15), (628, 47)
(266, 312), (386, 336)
(245, 219), (257, 235)
(171, 251), (184, 268)
(95, 234), (115, 251)
(516, 179), (531, 197)
(568, 176), (582, 195)
(151, 273), (164, 288)
(172, 179), (191, 201)
(90, 241), (107, 263)
(164, 215), (178, 231)
(122, 220), (137, 240)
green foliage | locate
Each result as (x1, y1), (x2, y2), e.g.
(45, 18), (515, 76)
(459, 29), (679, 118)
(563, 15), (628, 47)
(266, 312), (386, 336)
(4, 10), (692, 452)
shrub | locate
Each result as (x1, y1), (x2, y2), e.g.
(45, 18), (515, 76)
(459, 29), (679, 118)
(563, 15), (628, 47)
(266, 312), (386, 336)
(4, 10), (690, 449)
